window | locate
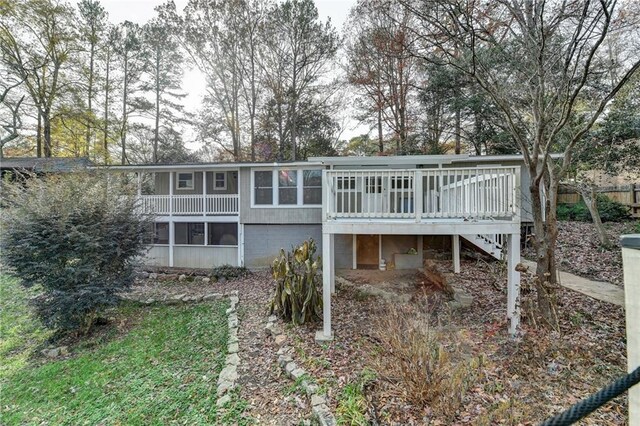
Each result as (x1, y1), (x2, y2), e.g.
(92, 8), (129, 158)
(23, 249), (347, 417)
(253, 168), (323, 207)
(254, 171), (273, 205)
(337, 177), (356, 190)
(303, 170), (322, 205)
(175, 222), (205, 245)
(214, 172), (226, 190)
(391, 177), (412, 189)
(365, 177), (382, 193)
(278, 170), (297, 205)
(208, 223), (238, 246)
(176, 172), (194, 190)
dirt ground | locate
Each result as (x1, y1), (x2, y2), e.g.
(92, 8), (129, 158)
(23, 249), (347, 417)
(128, 257), (628, 425)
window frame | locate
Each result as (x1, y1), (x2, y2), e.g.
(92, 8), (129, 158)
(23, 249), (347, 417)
(213, 171), (227, 191)
(176, 172), (194, 191)
(251, 168), (323, 208)
(302, 169), (322, 205)
(174, 222), (205, 245)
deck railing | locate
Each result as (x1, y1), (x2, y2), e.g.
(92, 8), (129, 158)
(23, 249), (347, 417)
(324, 167), (519, 221)
(138, 194), (239, 215)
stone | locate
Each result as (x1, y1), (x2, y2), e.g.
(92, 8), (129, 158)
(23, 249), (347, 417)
(219, 276), (227, 284)
(139, 271), (150, 279)
(149, 272), (158, 280)
(145, 298), (156, 305)
(229, 295), (239, 305)
(311, 394), (326, 407)
(226, 353), (240, 366)
(265, 323), (276, 336)
(226, 307), (235, 315)
(228, 317), (239, 328)
(173, 293), (187, 301)
(276, 346), (288, 356)
(278, 355), (293, 368)
(42, 348), (60, 358)
(218, 365), (238, 384)
(178, 274), (187, 282)
(202, 277), (211, 283)
(312, 404), (337, 426)
(274, 334), (287, 346)
(453, 289), (474, 308)
(267, 315), (277, 323)
(216, 394), (231, 408)
(202, 293), (221, 301)
(228, 342), (239, 354)
(285, 362), (298, 375)
(303, 383), (319, 395)
(290, 368), (306, 380)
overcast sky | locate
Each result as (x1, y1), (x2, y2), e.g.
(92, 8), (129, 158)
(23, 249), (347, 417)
(78, 0), (362, 148)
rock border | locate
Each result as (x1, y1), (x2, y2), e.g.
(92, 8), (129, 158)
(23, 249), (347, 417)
(216, 292), (240, 408)
(265, 315), (336, 426)
(120, 292), (224, 305)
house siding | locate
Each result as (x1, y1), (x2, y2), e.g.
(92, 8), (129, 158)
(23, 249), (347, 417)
(152, 171), (238, 195)
(238, 168), (323, 224)
(174, 246), (237, 268)
(244, 224), (322, 268)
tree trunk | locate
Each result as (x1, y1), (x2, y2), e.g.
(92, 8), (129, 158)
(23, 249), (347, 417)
(121, 55), (128, 165)
(86, 39), (95, 158)
(580, 185), (611, 247)
(377, 102), (383, 153)
(103, 45), (110, 163)
(36, 110), (42, 157)
(454, 105), (461, 154)
(42, 111), (52, 157)
(530, 170), (560, 329)
(153, 50), (160, 164)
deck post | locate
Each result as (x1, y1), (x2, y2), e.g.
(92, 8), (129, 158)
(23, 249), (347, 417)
(352, 234), (357, 269)
(137, 172), (142, 197)
(317, 231), (334, 342)
(202, 171), (207, 216)
(169, 172), (174, 267)
(452, 234), (461, 273)
(330, 233), (335, 294)
(507, 232), (521, 335)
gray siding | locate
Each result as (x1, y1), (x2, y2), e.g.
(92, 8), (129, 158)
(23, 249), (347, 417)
(334, 234), (353, 269)
(244, 224), (322, 268)
(238, 168), (322, 224)
(150, 171), (238, 195)
(140, 245), (237, 268)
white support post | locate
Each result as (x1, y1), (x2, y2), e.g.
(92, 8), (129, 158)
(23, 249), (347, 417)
(352, 234), (357, 270)
(452, 234), (461, 274)
(317, 231), (333, 342)
(507, 232), (521, 335)
(202, 171), (207, 216)
(330, 233), (335, 294)
(621, 235), (640, 426)
(169, 172), (174, 267)
(168, 220), (175, 267)
(238, 223), (244, 267)
(415, 170), (423, 222)
(137, 172), (142, 197)
(418, 235), (424, 263)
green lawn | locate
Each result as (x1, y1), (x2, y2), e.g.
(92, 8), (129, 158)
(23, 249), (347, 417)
(0, 274), (245, 425)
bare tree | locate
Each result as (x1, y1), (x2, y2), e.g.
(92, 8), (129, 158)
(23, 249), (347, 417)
(1, 0), (76, 157)
(0, 78), (25, 158)
(400, 0), (640, 326)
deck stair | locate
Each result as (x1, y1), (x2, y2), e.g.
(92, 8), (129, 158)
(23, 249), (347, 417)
(461, 234), (504, 260)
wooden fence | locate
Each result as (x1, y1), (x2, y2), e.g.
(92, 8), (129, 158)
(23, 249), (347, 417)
(558, 184), (640, 218)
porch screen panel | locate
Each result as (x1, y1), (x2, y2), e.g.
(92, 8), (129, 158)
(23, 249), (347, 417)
(208, 223), (238, 246)
(175, 222), (205, 245)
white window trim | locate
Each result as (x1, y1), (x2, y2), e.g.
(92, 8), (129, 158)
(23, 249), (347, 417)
(213, 171), (227, 191)
(250, 167), (323, 208)
(176, 172), (194, 191)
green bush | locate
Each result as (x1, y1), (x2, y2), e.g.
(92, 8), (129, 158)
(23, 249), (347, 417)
(557, 195), (630, 222)
(269, 239), (322, 325)
(211, 265), (250, 280)
(0, 173), (152, 334)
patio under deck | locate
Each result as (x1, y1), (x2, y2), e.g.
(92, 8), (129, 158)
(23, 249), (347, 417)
(317, 167), (523, 341)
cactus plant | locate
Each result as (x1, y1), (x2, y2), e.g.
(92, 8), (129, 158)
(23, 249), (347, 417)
(269, 239), (323, 325)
